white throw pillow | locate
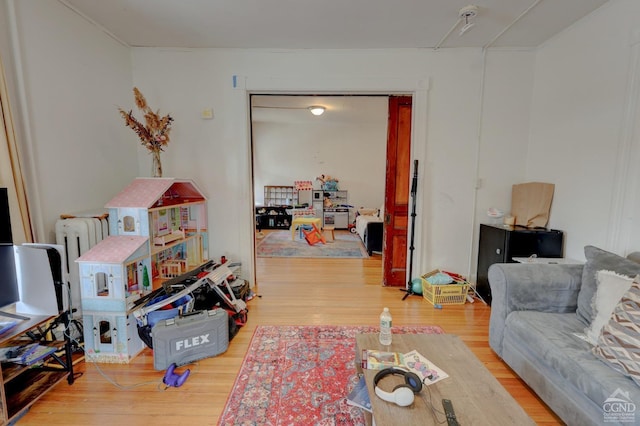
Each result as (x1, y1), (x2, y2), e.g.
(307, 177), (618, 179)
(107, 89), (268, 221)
(584, 270), (635, 345)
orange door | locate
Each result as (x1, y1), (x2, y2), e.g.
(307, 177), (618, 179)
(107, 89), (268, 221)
(383, 96), (412, 287)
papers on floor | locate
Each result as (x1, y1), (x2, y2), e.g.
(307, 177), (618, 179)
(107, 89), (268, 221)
(361, 348), (449, 385)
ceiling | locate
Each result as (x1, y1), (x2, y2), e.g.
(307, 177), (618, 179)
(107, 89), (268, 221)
(251, 95), (388, 124)
(61, 0), (609, 50)
(58, 1), (610, 122)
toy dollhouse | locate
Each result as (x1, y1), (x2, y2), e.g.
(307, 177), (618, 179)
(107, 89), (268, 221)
(76, 177), (209, 363)
(76, 235), (150, 362)
(104, 177), (208, 285)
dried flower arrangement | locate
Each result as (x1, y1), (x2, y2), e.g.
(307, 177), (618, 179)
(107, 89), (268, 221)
(118, 87), (174, 177)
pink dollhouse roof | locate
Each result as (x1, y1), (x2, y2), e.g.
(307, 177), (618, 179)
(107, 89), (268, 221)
(104, 178), (205, 209)
(76, 235), (148, 264)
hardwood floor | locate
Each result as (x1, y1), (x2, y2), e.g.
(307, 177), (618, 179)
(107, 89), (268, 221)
(17, 247), (562, 425)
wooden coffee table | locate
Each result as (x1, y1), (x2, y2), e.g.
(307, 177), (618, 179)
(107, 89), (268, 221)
(355, 334), (535, 425)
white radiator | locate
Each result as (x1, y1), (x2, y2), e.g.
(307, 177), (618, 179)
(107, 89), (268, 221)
(55, 215), (109, 313)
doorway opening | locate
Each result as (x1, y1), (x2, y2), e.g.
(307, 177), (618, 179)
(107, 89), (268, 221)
(250, 93), (412, 287)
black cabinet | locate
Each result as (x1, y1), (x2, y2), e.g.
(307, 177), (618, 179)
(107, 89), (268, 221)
(255, 206), (292, 230)
(476, 224), (563, 304)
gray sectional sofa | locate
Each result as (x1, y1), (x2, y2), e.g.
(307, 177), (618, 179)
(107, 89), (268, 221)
(488, 246), (640, 425)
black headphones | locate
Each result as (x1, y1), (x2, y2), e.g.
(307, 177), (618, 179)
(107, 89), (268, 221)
(373, 367), (422, 407)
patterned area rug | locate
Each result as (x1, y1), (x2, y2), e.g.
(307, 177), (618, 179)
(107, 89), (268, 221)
(256, 230), (368, 258)
(218, 324), (444, 425)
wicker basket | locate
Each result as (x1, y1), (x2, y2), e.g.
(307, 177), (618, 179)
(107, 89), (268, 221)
(421, 270), (469, 305)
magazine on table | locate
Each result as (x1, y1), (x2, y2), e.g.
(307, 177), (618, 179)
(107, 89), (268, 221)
(403, 349), (449, 385)
(361, 349), (405, 370)
(346, 375), (372, 412)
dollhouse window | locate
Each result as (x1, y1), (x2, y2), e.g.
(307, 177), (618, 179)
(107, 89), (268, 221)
(126, 262), (139, 294)
(123, 216), (136, 232)
(96, 272), (109, 296)
(99, 320), (112, 344)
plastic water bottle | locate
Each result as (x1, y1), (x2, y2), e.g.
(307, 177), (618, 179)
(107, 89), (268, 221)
(379, 307), (393, 346)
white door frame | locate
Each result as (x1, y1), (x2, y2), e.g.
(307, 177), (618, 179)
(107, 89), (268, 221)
(230, 74), (430, 287)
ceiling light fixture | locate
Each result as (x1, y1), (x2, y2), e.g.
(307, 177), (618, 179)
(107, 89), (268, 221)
(308, 106), (325, 116)
(458, 5), (479, 36)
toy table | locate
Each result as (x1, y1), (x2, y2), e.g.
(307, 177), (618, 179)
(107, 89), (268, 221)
(290, 217), (322, 240)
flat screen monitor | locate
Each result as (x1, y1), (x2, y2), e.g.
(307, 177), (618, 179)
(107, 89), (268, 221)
(0, 188), (12, 244)
(0, 188), (29, 322)
(0, 244), (19, 309)
(0, 244), (29, 321)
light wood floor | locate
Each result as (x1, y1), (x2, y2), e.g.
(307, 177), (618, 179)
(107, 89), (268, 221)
(17, 248), (562, 425)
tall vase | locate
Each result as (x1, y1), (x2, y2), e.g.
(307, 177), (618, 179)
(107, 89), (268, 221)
(152, 150), (163, 178)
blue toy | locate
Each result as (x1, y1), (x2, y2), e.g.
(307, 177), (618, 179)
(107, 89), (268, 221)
(411, 278), (423, 295)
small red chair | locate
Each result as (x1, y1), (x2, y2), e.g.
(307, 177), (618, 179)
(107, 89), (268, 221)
(302, 223), (326, 245)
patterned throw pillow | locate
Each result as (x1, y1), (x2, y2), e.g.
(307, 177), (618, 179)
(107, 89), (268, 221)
(593, 276), (640, 386)
(585, 270), (635, 345)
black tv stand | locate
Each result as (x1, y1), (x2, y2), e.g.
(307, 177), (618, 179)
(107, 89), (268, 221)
(0, 310), (30, 321)
(0, 312), (75, 424)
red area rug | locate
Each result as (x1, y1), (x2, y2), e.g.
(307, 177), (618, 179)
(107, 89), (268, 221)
(218, 324), (444, 425)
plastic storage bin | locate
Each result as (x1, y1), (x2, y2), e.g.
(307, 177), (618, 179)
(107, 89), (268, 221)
(421, 270), (469, 305)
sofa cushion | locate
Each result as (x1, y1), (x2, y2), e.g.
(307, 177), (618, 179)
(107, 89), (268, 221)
(577, 246), (640, 325)
(593, 277), (640, 386)
(505, 310), (640, 409)
(584, 270), (635, 345)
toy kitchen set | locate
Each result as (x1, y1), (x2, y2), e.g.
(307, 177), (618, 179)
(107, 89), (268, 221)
(312, 189), (350, 229)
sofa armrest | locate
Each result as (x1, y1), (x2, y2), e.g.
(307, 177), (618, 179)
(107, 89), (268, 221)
(365, 221), (383, 254)
(488, 263), (584, 357)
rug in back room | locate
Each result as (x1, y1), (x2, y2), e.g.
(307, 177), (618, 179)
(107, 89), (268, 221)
(256, 230), (368, 258)
(218, 324), (445, 425)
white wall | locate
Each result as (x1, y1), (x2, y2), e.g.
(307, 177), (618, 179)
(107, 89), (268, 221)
(471, 50), (536, 274)
(252, 96), (388, 210)
(130, 47), (536, 283)
(527, 0), (640, 259)
(6, 0), (135, 242)
(0, 1), (28, 243)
